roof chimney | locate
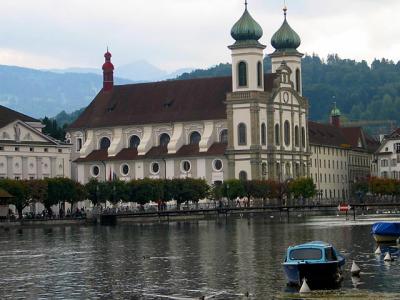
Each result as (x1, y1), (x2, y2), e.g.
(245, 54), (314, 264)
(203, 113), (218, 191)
(102, 48), (114, 92)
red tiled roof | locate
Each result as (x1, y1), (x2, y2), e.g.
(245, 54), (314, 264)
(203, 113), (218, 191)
(69, 75), (277, 129)
(0, 105), (39, 128)
(75, 149), (108, 163)
(308, 121), (349, 148)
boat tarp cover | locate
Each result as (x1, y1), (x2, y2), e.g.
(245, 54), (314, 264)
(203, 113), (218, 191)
(372, 222), (400, 236)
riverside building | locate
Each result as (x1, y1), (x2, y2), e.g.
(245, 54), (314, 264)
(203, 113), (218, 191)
(67, 4), (378, 201)
(0, 105), (71, 180)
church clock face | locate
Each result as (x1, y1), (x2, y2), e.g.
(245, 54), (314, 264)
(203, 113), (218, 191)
(283, 92), (289, 103)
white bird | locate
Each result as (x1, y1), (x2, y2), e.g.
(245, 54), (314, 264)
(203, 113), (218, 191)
(384, 252), (393, 261)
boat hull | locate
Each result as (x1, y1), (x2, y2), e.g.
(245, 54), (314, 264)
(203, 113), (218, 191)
(373, 234), (399, 243)
(284, 262), (342, 289)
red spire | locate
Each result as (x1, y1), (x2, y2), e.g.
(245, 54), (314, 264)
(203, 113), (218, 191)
(102, 47), (114, 91)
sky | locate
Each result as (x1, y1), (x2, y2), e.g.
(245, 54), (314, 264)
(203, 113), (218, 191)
(0, 0), (399, 72)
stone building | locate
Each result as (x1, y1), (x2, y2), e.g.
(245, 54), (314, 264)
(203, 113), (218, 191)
(309, 106), (378, 201)
(68, 5), (310, 184)
(0, 105), (71, 180)
(375, 129), (400, 179)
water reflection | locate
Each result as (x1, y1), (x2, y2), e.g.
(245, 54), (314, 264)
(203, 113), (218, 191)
(0, 216), (400, 299)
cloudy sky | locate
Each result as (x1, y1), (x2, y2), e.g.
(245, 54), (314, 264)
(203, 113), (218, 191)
(0, 0), (398, 72)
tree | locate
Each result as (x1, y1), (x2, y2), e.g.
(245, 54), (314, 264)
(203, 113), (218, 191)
(107, 180), (129, 206)
(85, 179), (111, 206)
(288, 178), (316, 202)
(0, 179), (30, 218)
(128, 179), (163, 206)
(25, 179), (48, 208)
(222, 180), (245, 200)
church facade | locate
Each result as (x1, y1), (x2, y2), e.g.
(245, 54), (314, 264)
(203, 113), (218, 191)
(68, 5), (311, 185)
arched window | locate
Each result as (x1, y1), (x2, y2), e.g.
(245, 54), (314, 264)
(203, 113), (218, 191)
(294, 126), (299, 147)
(257, 61), (263, 87)
(220, 129), (228, 144)
(129, 135), (140, 149)
(238, 123), (247, 145)
(296, 69), (301, 92)
(261, 123), (267, 146)
(99, 137), (111, 150)
(301, 127), (306, 148)
(159, 133), (170, 147)
(284, 121), (290, 146)
(238, 62), (247, 87)
(275, 124), (280, 146)
(189, 131), (201, 145)
(239, 171), (248, 181)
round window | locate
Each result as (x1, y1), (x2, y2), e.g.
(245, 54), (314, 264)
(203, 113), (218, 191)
(181, 161), (191, 172)
(121, 164), (130, 176)
(213, 159), (223, 171)
(151, 162), (160, 174)
(92, 166), (100, 177)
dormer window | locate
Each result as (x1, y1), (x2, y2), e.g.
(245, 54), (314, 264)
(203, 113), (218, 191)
(100, 137), (111, 150)
(189, 132), (201, 145)
(159, 133), (170, 147)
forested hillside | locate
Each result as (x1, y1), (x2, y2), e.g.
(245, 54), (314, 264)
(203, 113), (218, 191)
(179, 54), (400, 123)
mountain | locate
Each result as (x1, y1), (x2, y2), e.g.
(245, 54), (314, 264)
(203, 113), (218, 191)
(50, 60), (194, 82)
(0, 65), (131, 118)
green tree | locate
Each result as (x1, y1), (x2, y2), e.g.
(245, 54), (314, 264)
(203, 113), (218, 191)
(288, 178), (316, 201)
(0, 179), (30, 218)
(222, 179), (245, 200)
(85, 179), (111, 206)
(107, 180), (129, 205)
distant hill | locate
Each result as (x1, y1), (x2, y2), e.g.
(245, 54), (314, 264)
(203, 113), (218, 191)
(0, 65), (131, 118)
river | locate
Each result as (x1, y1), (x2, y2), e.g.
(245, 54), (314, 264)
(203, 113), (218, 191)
(1, 215), (400, 299)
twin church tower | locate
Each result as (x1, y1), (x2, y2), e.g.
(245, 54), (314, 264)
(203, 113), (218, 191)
(226, 3), (309, 181)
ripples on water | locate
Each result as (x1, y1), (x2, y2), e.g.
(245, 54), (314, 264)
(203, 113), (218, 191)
(1, 215), (400, 299)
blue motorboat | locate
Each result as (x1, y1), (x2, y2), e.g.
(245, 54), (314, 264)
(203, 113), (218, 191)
(372, 222), (400, 243)
(283, 241), (345, 289)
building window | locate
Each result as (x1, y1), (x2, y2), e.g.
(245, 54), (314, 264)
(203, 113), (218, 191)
(284, 121), (290, 146)
(296, 69), (301, 92)
(15, 147), (19, 152)
(44, 148), (48, 152)
(301, 127), (306, 148)
(91, 166), (100, 177)
(239, 171), (248, 181)
(213, 159), (223, 172)
(294, 126), (299, 147)
(121, 164), (130, 176)
(76, 138), (83, 152)
(238, 123), (247, 145)
(100, 137), (111, 150)
(189, 132), (201, 145)
(395, 143), (400, 153)
(159, 133), (170, 147)
(0, 146), (3, 151)
(58, 149), (62, 153)
(181, 161), (191, 173)
(275, 124), (280, 146)
(30, 147), (34, 152)
(261, 123), (266, 146)
(129, 135), (141, 149)
(220, 129), (228, 144)
(257, 61), (263, 87)
(151, 162), (160, 174)
(238, 62), (247, 87)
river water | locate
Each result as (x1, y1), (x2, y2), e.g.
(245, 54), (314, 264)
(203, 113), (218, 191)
(1, 215), (400, 299)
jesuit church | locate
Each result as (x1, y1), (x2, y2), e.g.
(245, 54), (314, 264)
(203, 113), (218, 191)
(68, 5), (309, 184)
(68, 4), (377, 200)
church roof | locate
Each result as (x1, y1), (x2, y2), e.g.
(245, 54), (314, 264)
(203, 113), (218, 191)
(69, 74), (277, 130)
(230, 6), (264, 49)
(0, 105), (39, 128)
(271, 8), (301, 53)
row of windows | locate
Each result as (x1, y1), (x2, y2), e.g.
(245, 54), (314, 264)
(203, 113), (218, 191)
(311, 146), (347, 157)
(312, 159), (347, 170)
(314, 173), (348, 184)
(0, 146), (62, 153)
(381, 171), (400, 179)
(93, 130), (229, 151)
(237, 123), (306, 148)
(91, 159), (224, 178)
(274, 123), (306, 148)
(317, 189), (348, 200)
(381, 158), (400, 167)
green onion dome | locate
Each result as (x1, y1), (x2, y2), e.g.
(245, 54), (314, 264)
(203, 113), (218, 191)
(331, 106), (341, 117)
(231, 7), (263, 42)
(271, 8), (301, 52)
